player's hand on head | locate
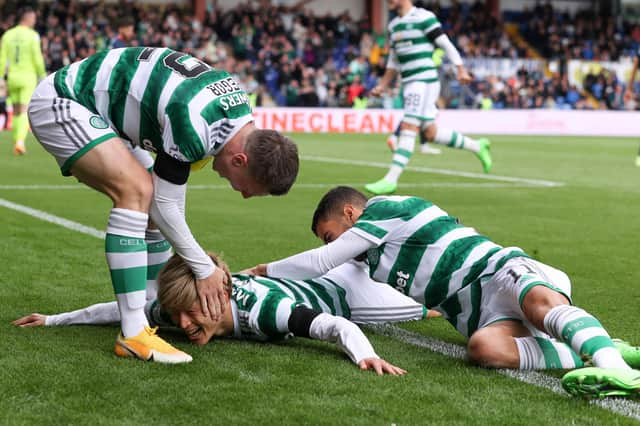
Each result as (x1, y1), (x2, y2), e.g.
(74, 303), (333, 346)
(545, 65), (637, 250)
(358, 358), (407, 376)
(244, 264), (268, 276)
(196, 267), (229, 321)
(12, 313), (47, 327)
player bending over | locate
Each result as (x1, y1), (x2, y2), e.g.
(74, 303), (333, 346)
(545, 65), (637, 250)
(0, 7), (46, 154)
(249, 186), (640, 397)
(14, 255), (431, 375)
(27, 47), (299, 363)
(366, 0), (491, 196)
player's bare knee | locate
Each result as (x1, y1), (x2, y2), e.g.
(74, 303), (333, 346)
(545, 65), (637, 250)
(521, 286), (570, 327)
(467, 333), (493, 366)
(422, 123), (437, 141)
(467, 331), (512, 368)
(113, 171), (153, 210)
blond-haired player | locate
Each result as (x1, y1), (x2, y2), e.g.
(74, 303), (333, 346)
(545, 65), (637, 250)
(14, 254), (438, 373)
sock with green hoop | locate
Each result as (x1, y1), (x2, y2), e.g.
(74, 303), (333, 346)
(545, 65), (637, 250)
(543, 305), (630, 370)
(384, 129), (416, 184)
(432, 127), (480, 152)
(106, 208), (149, 338)
(515, 336), (585, 369)
(145, 228), (172, 301)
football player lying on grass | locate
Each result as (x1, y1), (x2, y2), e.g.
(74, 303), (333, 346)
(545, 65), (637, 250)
(247, 186), (640, 397)
(14, 254), (439, 375)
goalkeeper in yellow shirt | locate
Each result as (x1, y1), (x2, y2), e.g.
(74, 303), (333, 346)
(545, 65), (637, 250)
(0, 7), (46, 155)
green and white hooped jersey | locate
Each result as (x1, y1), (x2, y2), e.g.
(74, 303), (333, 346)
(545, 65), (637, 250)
(230, 274), (351, 341)
(52, 47), (253, 163)
(351, 196), (528, 336)
(147, 274), (349, 341)
(388, 7), (442, 84)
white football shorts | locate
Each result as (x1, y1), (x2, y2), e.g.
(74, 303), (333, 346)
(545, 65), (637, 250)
(401, 80), (440, 127)
(28, 75), (119, 176)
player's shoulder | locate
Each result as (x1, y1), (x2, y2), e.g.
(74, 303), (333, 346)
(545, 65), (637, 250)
(1, 26), (16, 39)
(388, 15), (401, 31)
(30, 28), (40, 41)
(363, 195), (431, 220)
(413, 7), (437, 22)
(366, 195), (416, 207)
(233, 275), (286, 299)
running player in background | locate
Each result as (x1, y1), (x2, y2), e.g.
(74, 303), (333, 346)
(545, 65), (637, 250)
(27, 47), (299, 363)
(14, 255), (426, 375)
(623, 46), (640, 167)
(366, 0), (492, 195)
(0, 7), (46, 155)
(249, 186), (640, 397)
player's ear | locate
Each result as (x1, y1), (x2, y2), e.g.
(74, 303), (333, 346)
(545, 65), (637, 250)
(343, 204), (356, 224)
(231, 152), (249, 168)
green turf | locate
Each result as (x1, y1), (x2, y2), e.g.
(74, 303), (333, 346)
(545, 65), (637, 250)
(1, 131), (640, 425)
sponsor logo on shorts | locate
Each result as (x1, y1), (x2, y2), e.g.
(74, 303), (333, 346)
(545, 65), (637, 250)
(89, 116), (109, 129)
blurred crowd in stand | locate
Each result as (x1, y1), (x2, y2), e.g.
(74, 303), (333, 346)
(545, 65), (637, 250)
(1, 0), (639, 110)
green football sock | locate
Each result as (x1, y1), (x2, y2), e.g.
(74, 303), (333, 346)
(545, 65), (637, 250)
(106, 208), (149, 337)
(145, 228), (172, 301)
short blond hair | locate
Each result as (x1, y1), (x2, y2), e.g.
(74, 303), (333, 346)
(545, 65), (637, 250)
(157, 253), (232, 314)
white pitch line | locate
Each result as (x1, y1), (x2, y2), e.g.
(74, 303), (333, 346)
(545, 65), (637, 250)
(302, 155), (565, 188)
(0, 182), (552, 191)
(2, 198), (638, 421)
(0, 198), (106, 239)
(371, 324), (640, 422)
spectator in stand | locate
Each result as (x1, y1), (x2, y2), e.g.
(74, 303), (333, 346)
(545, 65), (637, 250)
(298, 78), (320, 107)
(519, 3), (633, 61)
(347, 75), (365, 106)
(111, 16), (135, 49)
(9, 0), (636, 111)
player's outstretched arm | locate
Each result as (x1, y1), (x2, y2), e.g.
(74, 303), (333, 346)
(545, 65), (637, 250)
(358, 358), (406, 376)
(12, 313), (47, 327)
(288, 306), (406, 376)
(12, 302), (121, 327)
(149, 156), (227, 321)
(257, 229), (374, 280)
(12, 299), (170, 328)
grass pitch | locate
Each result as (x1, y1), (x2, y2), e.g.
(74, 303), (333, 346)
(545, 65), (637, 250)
(1, 130), (640, 425)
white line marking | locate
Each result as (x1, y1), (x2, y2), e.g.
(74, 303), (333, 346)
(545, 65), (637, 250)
(2, 198), (638, 420)
(0, 185), (86, 190)
(301, 155), (565, 188)
(0, 182), (552, 191)
(0, 198), (106, 239)
(371, 324), (640, 421)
